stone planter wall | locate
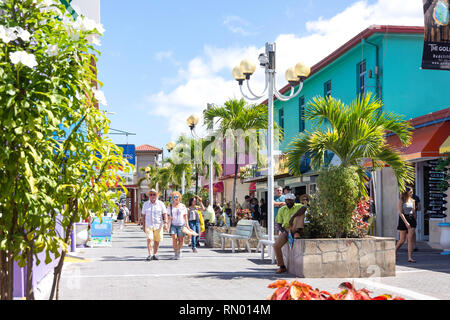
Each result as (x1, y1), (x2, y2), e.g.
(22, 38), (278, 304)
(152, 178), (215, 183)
(205, 226), (265, 249)
(282, 237), (396, 278)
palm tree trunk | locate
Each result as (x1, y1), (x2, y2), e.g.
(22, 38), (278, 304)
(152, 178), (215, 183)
(232, 152), (238, 226)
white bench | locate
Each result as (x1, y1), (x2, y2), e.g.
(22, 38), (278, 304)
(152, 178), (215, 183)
(258, 239), (276, 263)
(254, 223), (277, 263)
(219, 220), (256, 253)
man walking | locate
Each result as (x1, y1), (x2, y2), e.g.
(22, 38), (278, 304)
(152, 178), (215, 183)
(142, 189), (169, 261)
(273, 193), (306, 274)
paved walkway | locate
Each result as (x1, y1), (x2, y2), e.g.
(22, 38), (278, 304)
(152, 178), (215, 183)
(36, 224), (450, 300)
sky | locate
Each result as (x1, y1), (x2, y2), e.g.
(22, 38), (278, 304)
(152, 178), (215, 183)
(97, 0), (424, 157)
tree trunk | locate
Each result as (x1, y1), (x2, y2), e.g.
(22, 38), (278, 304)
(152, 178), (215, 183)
(49, 199), (77, 300)
(232, 152), (238, 226)
(25, 247), (34, 300)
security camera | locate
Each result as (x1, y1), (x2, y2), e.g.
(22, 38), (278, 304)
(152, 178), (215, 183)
(258, 53), (269, 67)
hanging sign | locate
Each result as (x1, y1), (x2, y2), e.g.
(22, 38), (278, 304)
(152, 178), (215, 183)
(422, 0), (450, 70)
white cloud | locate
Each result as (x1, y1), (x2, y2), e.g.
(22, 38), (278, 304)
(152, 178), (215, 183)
(144, 0), (423, 141)
(223, 15), (255, 36)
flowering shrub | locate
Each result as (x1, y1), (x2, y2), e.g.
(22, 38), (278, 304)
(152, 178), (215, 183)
(348, 200), (371, 238)
(236, 209), (251, 220)
(0, 0), (130, 300)
(267, 280), (404, 300)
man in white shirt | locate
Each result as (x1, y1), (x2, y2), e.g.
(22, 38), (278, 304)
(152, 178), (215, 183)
(142, 189), (168, 261)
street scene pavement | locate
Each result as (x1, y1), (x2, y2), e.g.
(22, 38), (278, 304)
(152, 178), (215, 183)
(35, 223), (450, 300)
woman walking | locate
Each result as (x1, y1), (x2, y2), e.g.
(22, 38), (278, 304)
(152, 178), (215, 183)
(395, 187), (417, 263)
(188, 195), (205, 252)
(169, 191), (194, 259)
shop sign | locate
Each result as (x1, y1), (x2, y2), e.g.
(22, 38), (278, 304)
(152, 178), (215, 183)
(90, 217), (112, 247)
(422, 0), (450, 70)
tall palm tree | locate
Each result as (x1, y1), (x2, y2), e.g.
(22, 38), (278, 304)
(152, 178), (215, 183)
(286, 94), (415, 194)
(203, 98), (273, 223)
(175, 134), (223, 196)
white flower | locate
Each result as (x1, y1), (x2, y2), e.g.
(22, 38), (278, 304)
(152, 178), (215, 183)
(73, 16), (105, 35)
(9, 51), (38, 68)
(16, 28), (31, 41)
(45, 44), (58, 56)
(0, 25), (17, 43)
(0, 26), (32, 43)
(87, 34), (101, 46)
(92, 88), (107, 106)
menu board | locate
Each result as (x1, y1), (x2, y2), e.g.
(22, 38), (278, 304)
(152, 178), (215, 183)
(424, 159), (447, 219)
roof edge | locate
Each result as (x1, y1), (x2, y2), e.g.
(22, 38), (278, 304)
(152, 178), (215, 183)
(262, 25), (425, 105)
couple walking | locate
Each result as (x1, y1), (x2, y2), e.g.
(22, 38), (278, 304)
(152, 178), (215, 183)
(141, 189), (199, 261)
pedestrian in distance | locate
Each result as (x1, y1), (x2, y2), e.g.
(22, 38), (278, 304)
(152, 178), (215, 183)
(188, 195), (205, 253)
(273, 193), (306, 274)
(250, 197), (261, 223)
(169, 191), (195, 260)
(274, 186), (286, 234)
(123, 204), (130, 223)
(259, 198), (267, 228)
(283, 185), (292, 195)
(395, 186), (417, 263)
(142, 189), (169, 261)
(117, 204), (125, 231)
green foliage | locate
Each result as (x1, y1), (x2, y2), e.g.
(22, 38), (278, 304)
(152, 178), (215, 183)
(305, 166), (361, 238)
(287, 94), (414, 195)
(0, 0), (130, 299)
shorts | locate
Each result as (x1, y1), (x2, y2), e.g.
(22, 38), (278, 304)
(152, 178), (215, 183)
(397, 215), (417, 231)
(145, 227), (163, 242)
(170, 224), (185, 237)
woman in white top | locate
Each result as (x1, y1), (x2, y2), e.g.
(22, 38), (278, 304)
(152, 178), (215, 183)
(169, 191), (193, 259)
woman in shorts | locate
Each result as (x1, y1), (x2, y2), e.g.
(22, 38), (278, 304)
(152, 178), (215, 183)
(168, 191), (193, 259)
(395, 187), (417, 263)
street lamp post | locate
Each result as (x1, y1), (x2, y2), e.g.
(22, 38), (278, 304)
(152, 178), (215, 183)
(206, 103), (215, 207)
(232, 42), (310, 244)
(165, 141), (176, 200)
(186, 114), (200, 195)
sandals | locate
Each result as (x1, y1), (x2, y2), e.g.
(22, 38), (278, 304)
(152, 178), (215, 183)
(408, 259), (416, 263)
(276, 266), (287, 274)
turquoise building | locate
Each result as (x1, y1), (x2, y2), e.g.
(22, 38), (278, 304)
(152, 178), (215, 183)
(247, 25), (450, 242)
(273, 25), (449, 152)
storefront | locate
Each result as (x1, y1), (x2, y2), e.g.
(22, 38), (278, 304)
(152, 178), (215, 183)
(372, 109), (449, 243)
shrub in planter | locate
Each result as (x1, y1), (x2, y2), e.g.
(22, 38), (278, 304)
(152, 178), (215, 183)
(306, 165), (361, 238)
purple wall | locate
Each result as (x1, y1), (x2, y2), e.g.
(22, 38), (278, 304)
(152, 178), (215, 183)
(13, 214), (67, 298)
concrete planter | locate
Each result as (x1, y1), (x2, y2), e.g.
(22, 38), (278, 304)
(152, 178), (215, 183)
(282, 237), (396, 278)
(205, 225), (264, 249)
(438, 223), (450, 255)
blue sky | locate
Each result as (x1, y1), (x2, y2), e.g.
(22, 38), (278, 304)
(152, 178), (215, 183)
(97, 0), (422, 155)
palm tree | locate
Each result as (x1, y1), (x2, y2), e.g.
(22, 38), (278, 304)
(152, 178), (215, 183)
(286, 94), (415, 194)
(203, 98), (273, 224)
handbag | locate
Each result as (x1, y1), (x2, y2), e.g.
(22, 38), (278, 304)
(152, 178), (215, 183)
(182, 226), (198, 236)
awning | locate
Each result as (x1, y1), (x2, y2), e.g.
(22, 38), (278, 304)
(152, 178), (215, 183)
(363, 120), (450, 167)
(202, 181), (224, 193)
(440, 135), (450, 154)
(384, 121), (450, 161)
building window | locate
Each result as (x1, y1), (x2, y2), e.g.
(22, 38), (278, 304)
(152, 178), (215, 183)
(279, 108), (284, 139)
(324, 80), (332, 98)
(357, 60), (366, 96)
(299, 96), (305, 132)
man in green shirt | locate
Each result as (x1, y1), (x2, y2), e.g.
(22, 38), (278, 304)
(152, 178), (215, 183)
(273, 193), (307, 274)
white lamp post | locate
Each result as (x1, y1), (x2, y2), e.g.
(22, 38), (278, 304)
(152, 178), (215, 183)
(232, 42), (310, 243)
